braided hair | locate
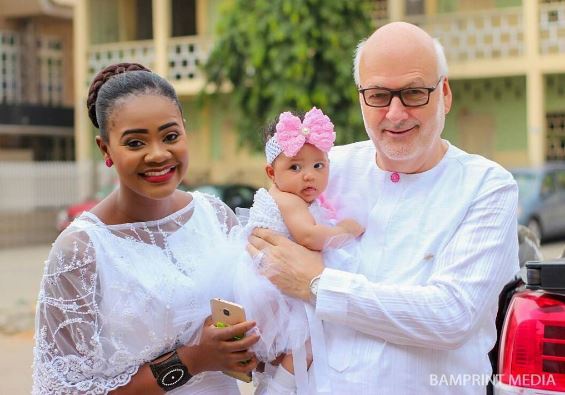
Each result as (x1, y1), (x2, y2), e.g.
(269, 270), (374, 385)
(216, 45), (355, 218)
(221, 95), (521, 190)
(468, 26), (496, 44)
(86, 62), (183, 141)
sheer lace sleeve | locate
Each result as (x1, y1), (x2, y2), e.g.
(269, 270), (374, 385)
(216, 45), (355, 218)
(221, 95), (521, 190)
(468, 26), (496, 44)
(201, 193), (240, 233)
(32, 227), (136, 394)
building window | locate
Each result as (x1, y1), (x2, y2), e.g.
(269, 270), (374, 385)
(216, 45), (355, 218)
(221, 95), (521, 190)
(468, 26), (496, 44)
(172, 0), (197, 37)
(405, 0), (425, 15)
(547, 113), (565, 161)
(374, 0), (388, 20)
(136, 0), (153, 40)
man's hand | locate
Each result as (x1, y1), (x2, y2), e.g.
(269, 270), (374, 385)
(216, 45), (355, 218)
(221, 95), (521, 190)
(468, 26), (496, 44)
(183, 317), (259, 375)
(248, 228), (324, 301)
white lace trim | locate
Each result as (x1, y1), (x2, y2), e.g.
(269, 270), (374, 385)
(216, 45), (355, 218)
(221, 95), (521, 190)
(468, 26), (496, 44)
(245, 188), (291, 237)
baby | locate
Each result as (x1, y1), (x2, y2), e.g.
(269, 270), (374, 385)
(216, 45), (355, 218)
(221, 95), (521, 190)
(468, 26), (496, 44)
(233, 107), (364, 394)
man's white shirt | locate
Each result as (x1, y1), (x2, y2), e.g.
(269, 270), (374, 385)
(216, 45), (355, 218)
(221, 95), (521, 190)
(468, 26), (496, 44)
(312, 140), (519, 395)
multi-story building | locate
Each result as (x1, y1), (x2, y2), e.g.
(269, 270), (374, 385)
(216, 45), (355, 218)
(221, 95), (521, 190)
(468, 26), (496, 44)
(0, 0), (74, 162)
(72, 0), (565, 191)
(0, 0), (76, 247)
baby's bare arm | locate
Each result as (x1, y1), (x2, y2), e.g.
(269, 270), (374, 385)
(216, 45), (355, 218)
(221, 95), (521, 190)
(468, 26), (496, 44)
(271, 188), (364, 251)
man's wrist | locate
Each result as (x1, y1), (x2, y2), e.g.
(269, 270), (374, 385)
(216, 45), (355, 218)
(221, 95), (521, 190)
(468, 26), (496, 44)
(309, 273), (322, 304)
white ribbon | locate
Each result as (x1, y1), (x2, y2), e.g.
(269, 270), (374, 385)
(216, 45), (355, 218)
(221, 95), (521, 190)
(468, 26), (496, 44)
(305, 303), (331, 393)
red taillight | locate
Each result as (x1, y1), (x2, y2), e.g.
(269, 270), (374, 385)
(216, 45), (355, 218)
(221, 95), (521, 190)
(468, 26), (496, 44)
(499, 290), (565, 391)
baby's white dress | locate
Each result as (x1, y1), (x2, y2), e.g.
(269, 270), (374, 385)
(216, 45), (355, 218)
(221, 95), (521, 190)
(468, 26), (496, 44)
(232, 188), (357, 393)
(33, 192), (242, 394)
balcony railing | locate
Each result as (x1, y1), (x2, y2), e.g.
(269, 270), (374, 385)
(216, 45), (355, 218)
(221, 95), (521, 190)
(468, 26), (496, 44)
(404, 7), (524, 63)
(87, 36), (213, 90)
(540, 2), (565, 55)
(168, 36), (213, 82)
(88, 40), (155, 78)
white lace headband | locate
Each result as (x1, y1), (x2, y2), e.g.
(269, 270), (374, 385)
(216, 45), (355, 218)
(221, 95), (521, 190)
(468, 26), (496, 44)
(265, 137), (283, 165)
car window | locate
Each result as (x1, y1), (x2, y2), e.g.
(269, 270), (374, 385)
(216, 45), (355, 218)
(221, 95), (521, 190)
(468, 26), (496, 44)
(512, 172), (539, 202)
(556, 170), (565, 191)
(541, 173), (556, 196)
(223, 186), (255, 210)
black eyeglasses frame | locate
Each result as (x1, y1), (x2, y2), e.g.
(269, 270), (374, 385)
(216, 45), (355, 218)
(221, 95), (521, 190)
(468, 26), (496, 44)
(358, 77), (444, 108)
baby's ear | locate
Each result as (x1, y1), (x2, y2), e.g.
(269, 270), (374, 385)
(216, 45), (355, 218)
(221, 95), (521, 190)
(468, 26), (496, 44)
(265, 164), (275, 181)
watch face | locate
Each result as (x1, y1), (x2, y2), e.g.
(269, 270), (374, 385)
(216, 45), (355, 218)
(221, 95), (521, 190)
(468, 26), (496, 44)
(159, 364), (189, 388)
(310, 277), (320, 296)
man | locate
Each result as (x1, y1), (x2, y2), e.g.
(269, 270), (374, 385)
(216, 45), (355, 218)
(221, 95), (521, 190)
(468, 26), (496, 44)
(249, 22), (519, 394)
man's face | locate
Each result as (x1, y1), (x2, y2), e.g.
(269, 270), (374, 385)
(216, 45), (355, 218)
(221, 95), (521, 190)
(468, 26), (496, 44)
(357, 38), (452, 173)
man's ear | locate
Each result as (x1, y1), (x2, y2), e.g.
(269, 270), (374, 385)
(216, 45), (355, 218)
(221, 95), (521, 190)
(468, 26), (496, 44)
(265, 164), (275, 182)
(442, 77), (453, 115)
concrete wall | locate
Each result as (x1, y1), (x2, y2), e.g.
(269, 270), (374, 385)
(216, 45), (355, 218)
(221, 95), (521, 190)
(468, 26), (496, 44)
(0, 0), (42, 17)
(181, 97), (267, 187)
(445, 76), (529, 167)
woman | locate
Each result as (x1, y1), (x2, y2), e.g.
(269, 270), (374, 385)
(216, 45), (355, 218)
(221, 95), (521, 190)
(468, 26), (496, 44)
(32, 63), (258, 394)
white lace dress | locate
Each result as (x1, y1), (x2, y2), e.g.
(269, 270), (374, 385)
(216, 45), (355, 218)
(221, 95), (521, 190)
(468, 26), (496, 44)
(33, 192), (242, 394)
(231, 188), (358, 392)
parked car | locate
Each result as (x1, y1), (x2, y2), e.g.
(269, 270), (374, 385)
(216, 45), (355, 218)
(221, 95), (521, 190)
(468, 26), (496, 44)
(511, 163), (565, 242)
(494, 258), (565, 394)
(56, 182), (257, 232)
(186, 183), (257, 211)
(55, 183), (116, 232)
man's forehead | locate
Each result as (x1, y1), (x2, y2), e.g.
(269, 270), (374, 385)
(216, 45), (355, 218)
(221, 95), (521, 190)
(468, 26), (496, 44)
(360, 32), (437, 79)
(363, 76), (428, 88)
(359, 45), (438, 87)
(360, 70), (436, 89)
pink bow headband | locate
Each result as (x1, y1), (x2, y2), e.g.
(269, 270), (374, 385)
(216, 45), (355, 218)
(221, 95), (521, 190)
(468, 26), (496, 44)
(265, 107), (336, 164)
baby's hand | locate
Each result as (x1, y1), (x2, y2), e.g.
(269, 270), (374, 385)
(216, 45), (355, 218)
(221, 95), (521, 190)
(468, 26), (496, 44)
(337, 219), (365, 238)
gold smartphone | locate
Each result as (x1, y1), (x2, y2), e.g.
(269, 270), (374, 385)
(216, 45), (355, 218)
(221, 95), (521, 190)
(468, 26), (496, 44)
(210, 298), (252, 383)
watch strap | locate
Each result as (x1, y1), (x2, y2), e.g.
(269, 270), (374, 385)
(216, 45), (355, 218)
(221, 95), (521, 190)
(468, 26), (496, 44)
(150, 349), (192, 391)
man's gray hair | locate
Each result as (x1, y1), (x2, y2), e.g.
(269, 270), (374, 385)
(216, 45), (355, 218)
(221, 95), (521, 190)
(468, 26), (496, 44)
(353, 37), (449, 87)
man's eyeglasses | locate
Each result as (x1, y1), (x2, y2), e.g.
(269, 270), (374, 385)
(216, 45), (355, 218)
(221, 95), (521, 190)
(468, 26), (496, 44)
(358, 77), (444, 108)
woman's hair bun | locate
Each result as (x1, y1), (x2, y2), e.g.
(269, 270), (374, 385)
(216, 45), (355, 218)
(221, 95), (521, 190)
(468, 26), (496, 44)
(86, 62), (151, 128)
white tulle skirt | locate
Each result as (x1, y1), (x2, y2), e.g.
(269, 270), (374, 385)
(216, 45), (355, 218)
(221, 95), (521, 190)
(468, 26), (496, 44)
(228, 227), (360, 364)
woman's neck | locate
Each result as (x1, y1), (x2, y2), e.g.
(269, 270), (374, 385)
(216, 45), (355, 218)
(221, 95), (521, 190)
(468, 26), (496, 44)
(96, 188), (188, 225)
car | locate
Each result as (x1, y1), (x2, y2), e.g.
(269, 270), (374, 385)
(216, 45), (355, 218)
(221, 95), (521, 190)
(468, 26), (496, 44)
(56, 182), (257, 232)
(185, 183), (257, 212)
(487, 226), (565, 395)
(511, 163), (565, 242)
(55, 183), (116, 232)
(494, 258), (565, 394)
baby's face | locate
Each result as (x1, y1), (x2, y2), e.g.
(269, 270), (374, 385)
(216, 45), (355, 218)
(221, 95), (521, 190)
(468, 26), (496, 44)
(271, 143), (329, 203)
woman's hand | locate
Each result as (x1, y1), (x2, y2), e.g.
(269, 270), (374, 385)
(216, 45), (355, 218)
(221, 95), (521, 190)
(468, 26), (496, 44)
(182, 317), (259, 375)
(248, 228), (324, 301)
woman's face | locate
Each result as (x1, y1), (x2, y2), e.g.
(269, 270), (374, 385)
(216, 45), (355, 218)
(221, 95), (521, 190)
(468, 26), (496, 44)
(97, 94), (189, 201)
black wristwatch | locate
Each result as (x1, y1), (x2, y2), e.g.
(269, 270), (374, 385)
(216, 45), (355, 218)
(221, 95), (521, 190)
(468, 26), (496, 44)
(149, 350), (192, 391)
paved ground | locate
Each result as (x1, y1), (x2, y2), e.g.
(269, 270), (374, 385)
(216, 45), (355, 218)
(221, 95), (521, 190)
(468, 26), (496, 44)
(1, 240), (564, 394)
(0, 244), (47, 395)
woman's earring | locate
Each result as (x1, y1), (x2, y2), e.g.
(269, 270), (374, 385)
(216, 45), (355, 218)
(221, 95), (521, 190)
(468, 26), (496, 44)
(105, 158), (113, 167)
